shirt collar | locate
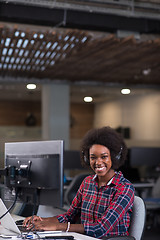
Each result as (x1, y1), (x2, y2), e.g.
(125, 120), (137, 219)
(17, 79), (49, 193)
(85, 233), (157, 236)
(111, 171), (123, 186)
(92, 171), (123, 186)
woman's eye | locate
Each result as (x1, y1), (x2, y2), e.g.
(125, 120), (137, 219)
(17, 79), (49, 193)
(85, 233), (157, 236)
(102, 155), (108, 159)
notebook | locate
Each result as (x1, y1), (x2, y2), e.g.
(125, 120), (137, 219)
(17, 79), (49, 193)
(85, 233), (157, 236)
(0, 198), (62, 236)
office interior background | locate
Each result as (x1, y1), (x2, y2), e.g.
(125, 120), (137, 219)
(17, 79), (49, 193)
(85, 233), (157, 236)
(0, 0), (160, 239)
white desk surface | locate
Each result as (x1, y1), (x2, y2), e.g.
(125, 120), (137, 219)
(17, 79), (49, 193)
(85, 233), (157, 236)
(0, 229), (97, 240)
(0, 215), (97, 240)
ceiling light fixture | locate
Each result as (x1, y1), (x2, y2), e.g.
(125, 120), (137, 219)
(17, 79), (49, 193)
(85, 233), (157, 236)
(26, 84), (36, 90)
(142, 68), (151, 76)
(121, 88), (131, 95)
(84, 96), (93, 102)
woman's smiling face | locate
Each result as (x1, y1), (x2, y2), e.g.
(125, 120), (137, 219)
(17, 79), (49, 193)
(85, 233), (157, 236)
(89, 144), (112, 178)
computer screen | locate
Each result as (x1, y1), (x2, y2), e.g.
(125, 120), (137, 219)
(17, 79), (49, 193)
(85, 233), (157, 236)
(63, 150), (83, 170)
(4, 140), (64, 208)
(130, 147), (160, 167)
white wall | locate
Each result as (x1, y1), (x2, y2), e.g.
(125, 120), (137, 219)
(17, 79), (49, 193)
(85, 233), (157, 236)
(94, 92), (160, 147)
(0, 126), (41, 168)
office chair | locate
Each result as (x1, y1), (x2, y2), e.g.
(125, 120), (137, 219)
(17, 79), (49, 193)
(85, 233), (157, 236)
(144, 176), (160, 228)
(64, 173), (89, 206)
(102, 196), (146, 240)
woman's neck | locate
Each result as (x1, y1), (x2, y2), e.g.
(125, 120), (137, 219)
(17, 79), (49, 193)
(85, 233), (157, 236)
(98, 169), (115, 188)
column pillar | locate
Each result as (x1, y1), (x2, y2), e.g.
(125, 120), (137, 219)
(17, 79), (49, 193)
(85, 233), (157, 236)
(41, 83), (70, 149)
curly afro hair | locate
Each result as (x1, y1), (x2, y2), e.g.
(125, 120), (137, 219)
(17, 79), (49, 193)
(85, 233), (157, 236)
(80, 126), (128, 170)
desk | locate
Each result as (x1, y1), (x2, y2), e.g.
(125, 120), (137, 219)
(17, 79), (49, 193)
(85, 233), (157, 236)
(0, 230), (97, 240)
(144, 198), (160, 210)
(0, 215), (97, 240)
(133, 182), (155, 188)
(133, 182), (154, 197)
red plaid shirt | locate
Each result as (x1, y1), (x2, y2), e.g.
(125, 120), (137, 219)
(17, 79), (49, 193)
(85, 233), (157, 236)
(57, 171), (135, 239)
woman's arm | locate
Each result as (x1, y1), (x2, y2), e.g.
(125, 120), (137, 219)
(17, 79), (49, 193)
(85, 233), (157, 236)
(34, 221), (85, 233)
(24, 216), (85, 233)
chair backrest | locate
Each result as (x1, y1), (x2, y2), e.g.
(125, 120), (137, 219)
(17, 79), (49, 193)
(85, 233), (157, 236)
(64, 173), (89, 206)
(129, 196), (146, 240)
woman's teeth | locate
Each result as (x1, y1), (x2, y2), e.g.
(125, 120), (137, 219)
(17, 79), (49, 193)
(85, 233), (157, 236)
(96, 166), (105, 171)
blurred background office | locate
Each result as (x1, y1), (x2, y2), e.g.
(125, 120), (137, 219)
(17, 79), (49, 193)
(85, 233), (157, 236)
(0, 0), (160, 239)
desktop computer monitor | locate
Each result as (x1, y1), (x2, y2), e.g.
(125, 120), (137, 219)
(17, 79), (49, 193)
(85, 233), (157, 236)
(4, 140), (64, 208)
(130, 147), (160, 167)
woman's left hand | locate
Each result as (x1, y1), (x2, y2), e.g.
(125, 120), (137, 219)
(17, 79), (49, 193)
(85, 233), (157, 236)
(28, 218), (58, 231)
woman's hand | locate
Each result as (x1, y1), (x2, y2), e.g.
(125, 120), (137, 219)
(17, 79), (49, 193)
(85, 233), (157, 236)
(28, 218), (58, 231)
(23, 215), (43, 228)
(23, 216), (60, 231)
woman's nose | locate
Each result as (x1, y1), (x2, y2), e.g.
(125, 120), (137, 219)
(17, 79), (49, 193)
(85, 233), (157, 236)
(96, 157), (103, 164)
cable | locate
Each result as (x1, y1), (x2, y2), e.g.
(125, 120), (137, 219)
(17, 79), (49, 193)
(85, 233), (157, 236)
(29, 189), (40, 235)
(32, 188), (38, 216)
(20, 189), (41, 240)
(0, 187), (19, 220)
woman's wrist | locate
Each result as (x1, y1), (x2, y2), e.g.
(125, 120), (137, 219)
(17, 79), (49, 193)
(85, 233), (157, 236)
(66, 222), (70, 232)
(54, 222), (69, 232)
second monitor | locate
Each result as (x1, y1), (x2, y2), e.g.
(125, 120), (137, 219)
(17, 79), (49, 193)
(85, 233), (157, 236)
(63, 150), (83, 170)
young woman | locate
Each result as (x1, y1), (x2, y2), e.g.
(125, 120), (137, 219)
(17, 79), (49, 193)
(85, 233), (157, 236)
(23, 126), (135, 239)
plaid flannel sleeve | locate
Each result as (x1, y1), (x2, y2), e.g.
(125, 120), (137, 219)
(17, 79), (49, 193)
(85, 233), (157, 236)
(57, 180), (84, 223)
